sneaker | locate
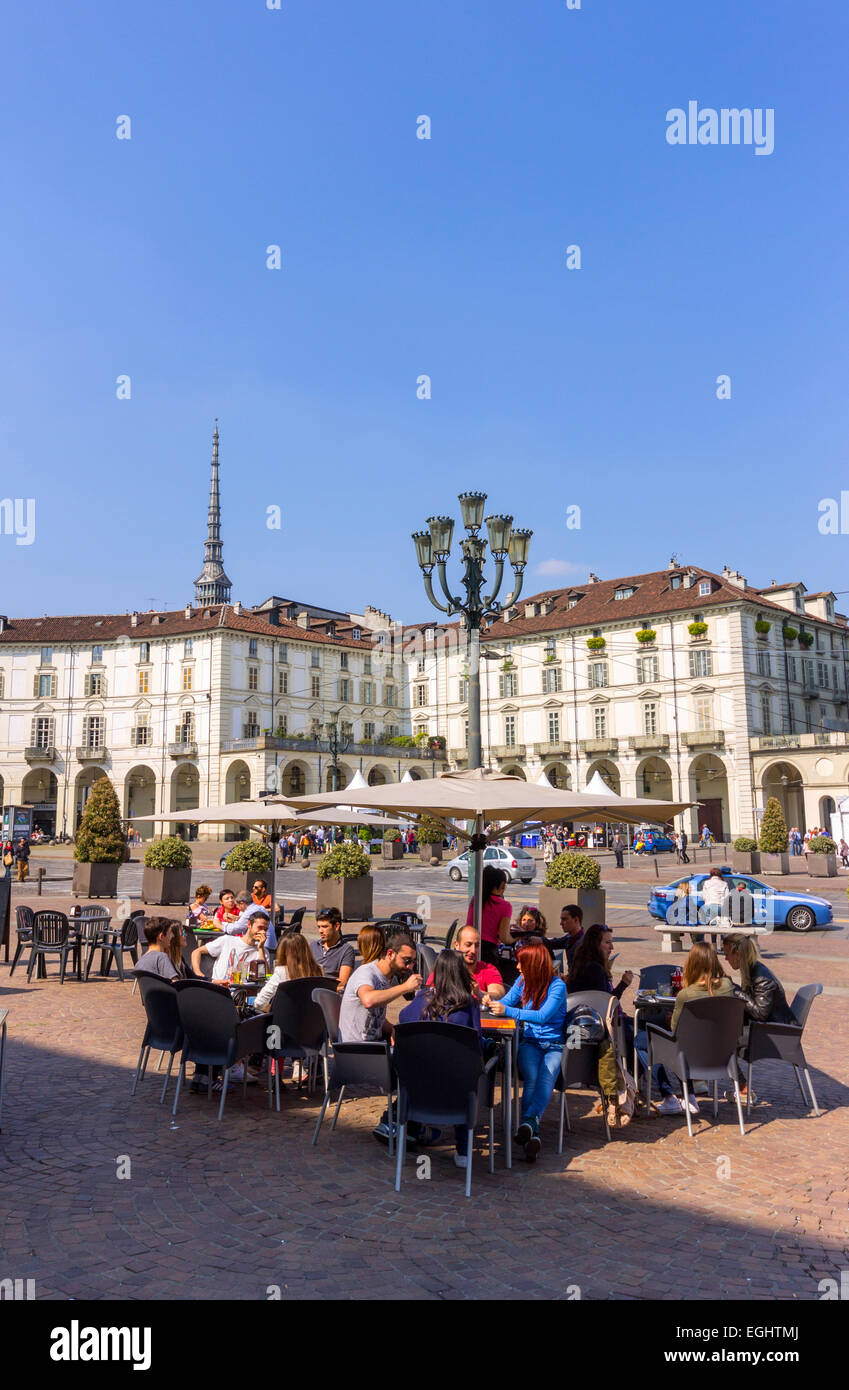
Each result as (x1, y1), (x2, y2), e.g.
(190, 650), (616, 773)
(372, 1121), (396, 1144)
(453, 1152), (468, 1169)
(515, 1122), (534, 1147)
(228, 1064), (246, 1083)
(657, 1094), (684, 1115)
(685, 1095), (700, 1116)
(524, 1136), (541, 1163)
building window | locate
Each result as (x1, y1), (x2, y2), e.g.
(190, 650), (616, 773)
(459, 678), (469, 703)
(340, 652), (349, 670)
(817, 661), (829, 688)
(248, 666), (258, 691)
(278, 643), (288, 662)
(463, 718), (469, 744)
(311, 651), (321, 668)
(542, 666), (562, 694)
(339, 678), (351, 701)
(0, 672), (4, 698)
(614, 586), (635, 600)
(688, 649), (713, 678)
(643, 702), (658, 736)
(504, 715), (516, 747)
(417, 657), (426, 674)
(593, 707), (607, 739)
(670, 575), (682, 590)
(787, 656), (797, 682)
(698, 580), (711, 596)
(363, 721), (375, 741)
(499, 672), (517, 698)
(84, 673), (104, 697)
(384, 684), (395, 707)
(415, 684), (427, 707)
(82, 717), (105, 750)
(760, 692), (772, 734)
(364, 655), (372, 675)
(756, 650), (771, 677)
(40, 646), (53, 666)
(362, 680), (373, 704)
(131, 715), (151, 747)
(548, 711), (560, 742)
(694, 696), (713, 730)
(138, 670), (150, 695)
(183, 638), (193, 658)
(176, 711), (194, 743)
(311, 674), (321, 699)
(588, 662), (608, 689)
(636, 654), (659, 684)
(182, 666), (193, 691)
(278, 669), (288, 695)
(341, 720), (354, 740)
(384, 723), (399, 741)
(244, 711), (260, 738)
(91, 644), (103, 663)
(248, 638), (258, 657)
(31, 715), (55, 749)
(139, 642), (151, 663)
(352, 628), (361, 641)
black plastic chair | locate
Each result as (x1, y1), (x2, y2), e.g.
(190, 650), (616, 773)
(265, 976), (328, 1110)
(10, 905), (35, 977)
(277, 905), (305, 933)
(639, 964), (676, 993)
(310, 988), (396, 1152)
(393, 1021), (499, 1197)
(86, 911), (141, 982)
(556, 991), (614, 1146)
(418, 943), (439, 979)
(27, 912), (74, 983)
(646, 996), (747, 1137)
(131, 974), (184, 1103)
(738, 983), (823, 1116)
(444, 918), (459, 950)
(171, 979), (267, 1121)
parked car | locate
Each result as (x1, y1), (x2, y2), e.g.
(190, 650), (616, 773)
(446, 845), (536, 885)
(633, 827), (676, 854)
(648, 871), (833, 933)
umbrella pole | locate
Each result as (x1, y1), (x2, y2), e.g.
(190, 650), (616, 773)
(473, 812), (484, 937)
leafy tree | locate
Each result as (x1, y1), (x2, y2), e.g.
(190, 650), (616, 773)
(74, 777), (125, 864)
(758, 797), (789, 854)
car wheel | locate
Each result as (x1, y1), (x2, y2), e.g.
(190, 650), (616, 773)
(449, 867), (462, 882)
(785, 904), (816, 933)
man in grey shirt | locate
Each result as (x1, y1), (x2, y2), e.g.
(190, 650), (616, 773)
(338, 933), (422, 1042)
(134, 917), (179, 981)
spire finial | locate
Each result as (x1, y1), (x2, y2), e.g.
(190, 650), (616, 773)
(193, 420), (232, 607)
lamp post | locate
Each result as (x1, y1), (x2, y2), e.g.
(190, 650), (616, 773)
(320, 714), (351, 792)
(412, 493), (532, 923)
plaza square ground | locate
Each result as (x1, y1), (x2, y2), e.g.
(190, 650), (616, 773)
(2, 850), (849, 1302)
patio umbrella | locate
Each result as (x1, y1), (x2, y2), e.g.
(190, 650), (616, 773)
(286, 767), (695, 933)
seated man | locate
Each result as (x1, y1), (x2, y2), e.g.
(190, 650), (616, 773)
(214, 889), (240, 927)
(230, 893), (278, 950)
(426, 925), (505, 1001)
(548, 904), (584, 973)
(338, 931), (422, 1042)
(135, 917), (180, 981)
(309, 906), (356, 992)
(190, 915), (270, 981)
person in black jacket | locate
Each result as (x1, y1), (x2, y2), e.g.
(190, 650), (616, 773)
(722, 933), (794, 1024)
(566, 923), (633, 999)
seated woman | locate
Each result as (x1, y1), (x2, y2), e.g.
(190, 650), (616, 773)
(466, 866), (512, 969)
(499, 906), (550, 987)
(399, 952), (482, 1170)
(486, 940), (567, 1163)
(254, 932), (323, 1013)
(722, 932), (794, 1024)
(566, 923), (634, 1000)
(186, 884), (212, 928)
(653, 942), (735, 1116)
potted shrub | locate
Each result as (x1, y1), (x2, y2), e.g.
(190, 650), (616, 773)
(636, 628), (656, 644)
(418, 815), (445, 864)
(754, 619), (771, 637)
(142, 835), (192, 905)
(758, 796), (790, 875)
(688, 621), (708, 639)
(586, 636), (606, 652)
(316, 841), (373, 921)
(782, 626), (798, 643)
(539, 850), (605, 927)
(731, 836), (761, 875)
(799, 631), (814, 649)
(72, 776), (125, 898)
(222, 839), (273, 899)
(807, 835), (837, 878)
(382, 828), (404, 861)
(358, 826), (380, 856)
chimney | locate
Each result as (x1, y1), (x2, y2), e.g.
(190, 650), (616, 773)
(524, 602), (539, 619)
(233, 600), (242, 616)
(130, 612), (139, 628)
(297, 611), (311, 629)
(184, 605), (192, 619)
(0, 616), (6, 633)
(721, 566), (747, 590)
(587, 573), (600, 585)
(667, 557), (679, 571)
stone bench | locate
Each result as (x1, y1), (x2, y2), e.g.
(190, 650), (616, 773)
(654, 918), (769, 954)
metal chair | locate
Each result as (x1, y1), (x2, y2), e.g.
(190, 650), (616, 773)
(393, 1021), (499, 1197)
(131, 974), (184, 1103)
(85, 911), (140, 982)
(646, 996), (747, 1137)
(310, 988), (396, 1152)
(264, 976), (328, 1110)
(10, 906), (35, 977)
(171, 979), (267, 1121)
(556, 991), (615, 1146)
(738, 983), (823, 1116)
(27, 912), (74, 983)
(388, 912), (426, 943)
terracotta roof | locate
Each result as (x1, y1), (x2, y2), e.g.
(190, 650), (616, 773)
(0, 606), (377, 650)
(757, 581), (806, 593)
(804, 592), (836, 600)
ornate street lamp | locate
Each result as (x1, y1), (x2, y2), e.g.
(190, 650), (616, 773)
(320, 714), (351, 792)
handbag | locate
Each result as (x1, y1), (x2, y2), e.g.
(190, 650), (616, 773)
(3, 853), (12, 867)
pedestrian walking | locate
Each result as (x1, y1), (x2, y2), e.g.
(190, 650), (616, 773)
(679, 827), (690, 864)
(612, 832), (625, 869)
(839, 838), (849, 869)
(14, 836), (30, 882)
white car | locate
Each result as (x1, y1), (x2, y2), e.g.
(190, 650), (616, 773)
(446, 845), (536, 885)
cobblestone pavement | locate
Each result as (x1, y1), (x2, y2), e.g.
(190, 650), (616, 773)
(2, 892), (848, 1301)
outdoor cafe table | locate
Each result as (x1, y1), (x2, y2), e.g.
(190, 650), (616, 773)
(632, 990), (675, 1087)
(481, 1013), (520, 1169)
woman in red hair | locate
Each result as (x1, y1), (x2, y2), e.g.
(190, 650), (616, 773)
(487, 938), (568, 1163)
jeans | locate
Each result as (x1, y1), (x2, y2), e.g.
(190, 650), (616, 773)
(518, 1039), (562, 1131)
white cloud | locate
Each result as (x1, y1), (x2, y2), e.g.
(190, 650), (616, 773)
(533, 558), (586, 578)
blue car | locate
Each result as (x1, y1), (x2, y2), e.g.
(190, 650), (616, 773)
(648, 871), (833, 934)
(633, 829), (676, 854)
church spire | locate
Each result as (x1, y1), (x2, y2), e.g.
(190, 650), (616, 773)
(193, 420), (232, 606)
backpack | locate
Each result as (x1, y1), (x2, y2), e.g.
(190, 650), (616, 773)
(596, 996), (640, 1127)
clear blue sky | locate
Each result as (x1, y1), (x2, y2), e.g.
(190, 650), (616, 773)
(2, 1), (847, 621)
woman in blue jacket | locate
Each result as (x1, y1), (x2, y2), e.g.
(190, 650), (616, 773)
(487, 938), (567, 1162)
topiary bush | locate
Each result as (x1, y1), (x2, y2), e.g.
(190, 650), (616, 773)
(358, 827), (373, 842)
(224, 841), (272, 872)
(544, 850), (601, 891)
(782, 626), (798, 642)
(586, 636), (606, 651)
(758, 797), (789, 854)
(636, 628), (656, 644)
(417, 815), (445, 846)
(733, 836), (758, 853)
(688, 621), (708, 638)
(809, 836), (837, 855)
(754, 619), (771, 635)
(799, 631), (814, 648)
(317, 842), (371, 880)
(144, 836), (192, 869)
(383, 827), (402, 842)
(74, 777), (126, 864)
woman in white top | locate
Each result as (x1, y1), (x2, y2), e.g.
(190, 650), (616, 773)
(254, 932), (323, 1012)
(700, 867), (729, 922)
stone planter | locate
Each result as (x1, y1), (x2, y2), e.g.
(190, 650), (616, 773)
(538, 885), (606, 930)
(222, 872), (270, 901)
(731, 851), (761, 875)
(316, 874), (373, 922)
(759, 852), (789, 876)
(142, 866), (192, 905)
(419, 843), (443, 863)
(72, 861), (120, 898)
(383, 841), (404, 861)
(808, 854), (837, 878)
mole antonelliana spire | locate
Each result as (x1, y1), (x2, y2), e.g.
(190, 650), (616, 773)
(193, 420), (232, 606)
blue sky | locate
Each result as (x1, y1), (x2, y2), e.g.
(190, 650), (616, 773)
(1, 1), (847, 620)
